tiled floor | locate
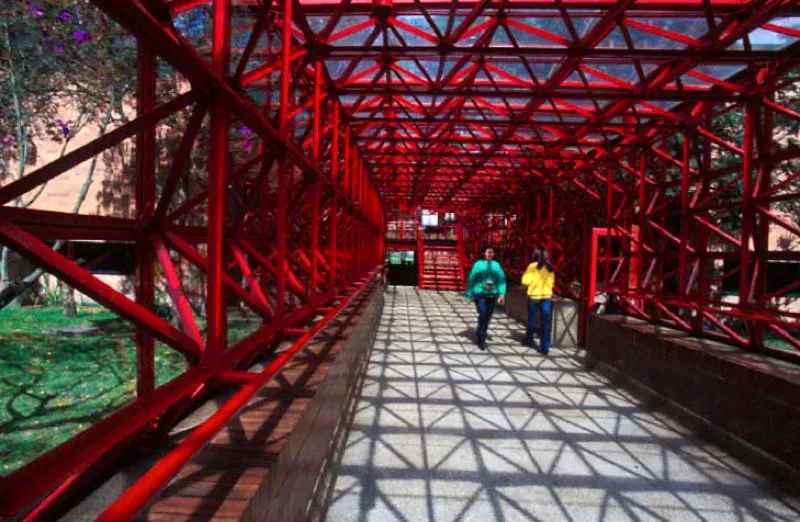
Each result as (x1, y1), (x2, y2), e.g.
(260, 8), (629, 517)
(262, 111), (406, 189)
(324, 287), (800, 522)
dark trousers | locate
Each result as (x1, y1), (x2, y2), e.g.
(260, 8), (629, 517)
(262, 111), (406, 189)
(524, 298), (553, 353)
(474, 295), (497, 345)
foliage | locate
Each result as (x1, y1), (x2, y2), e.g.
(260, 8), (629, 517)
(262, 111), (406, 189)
(0, 303), (262, 475)
(0, 0), (137, 179)
(0, 306), (186, 475)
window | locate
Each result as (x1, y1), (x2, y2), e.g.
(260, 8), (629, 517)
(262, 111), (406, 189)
(421, 210), (438, 227)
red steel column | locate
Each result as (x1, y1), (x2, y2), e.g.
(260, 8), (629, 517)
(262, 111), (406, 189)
(741, 100), (756, 346)
(604, 167), (613, 290)
(546, 186), (554, 257)
(678, 130), (691, 299)
(310, 61), (323, 300)
(753, 71), (773, 349)
(638, 151), (648, 312)
(692, 112), (712, 335)
(277, 0), (292, 316)
(135, 41), (157, 395)
(329, 103), (340, 289)
(340, 127), (353, 281)
(205, 0), (230, 366)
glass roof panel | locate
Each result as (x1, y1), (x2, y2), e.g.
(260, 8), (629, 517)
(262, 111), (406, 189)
(680, 73), (710, 87)
(508, 25), (567, 48)
(419, 59), (439, 78)
(640, 63), (659, 77)
(529, 61), (559, 82)
(643, 17), (709, 39)
(626, 26), (685, 50)
(596, 26), (628, 49)
(498, 60), (533, 82)
(455, 16), (492, 47)
(519, 15), (572, 41)
(325, 60), (350, 80)
(306, 15), (329, 34)
(331, 15), (373, 46)
(490, 26), (514, 47)
(571, 13), (602, 38)
(394, 16), (438, 46)
(592, 63), (639, 84)
(385, 29), (403, 46)
(747, 26), (798, 49)
(770, 16), (800, 31)
(646, 100), (682, 110)
(396, 60), (427, 81)
(439, 59), (460, 80)
(692, 64), (747, 80)
(727, 38), (746, 50)
(563, 71), (584, 84)
(625, 17), (710, 50)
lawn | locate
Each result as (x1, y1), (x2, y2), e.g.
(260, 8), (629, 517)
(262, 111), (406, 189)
(0, 305), (266, 476)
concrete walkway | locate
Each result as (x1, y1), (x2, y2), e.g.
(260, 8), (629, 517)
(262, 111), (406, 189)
(324, 287), (800, 522)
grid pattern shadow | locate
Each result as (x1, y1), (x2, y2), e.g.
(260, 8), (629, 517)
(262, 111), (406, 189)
(324, 287), (800, 522)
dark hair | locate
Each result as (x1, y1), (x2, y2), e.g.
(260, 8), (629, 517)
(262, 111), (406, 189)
(532, 248), (554, 272)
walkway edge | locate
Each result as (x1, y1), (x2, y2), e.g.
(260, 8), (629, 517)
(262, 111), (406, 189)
(242, 280), (386, 522)
(583, 355), (800, 492)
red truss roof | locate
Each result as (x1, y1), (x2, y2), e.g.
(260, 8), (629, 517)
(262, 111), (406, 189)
(170, 0), (800, 209)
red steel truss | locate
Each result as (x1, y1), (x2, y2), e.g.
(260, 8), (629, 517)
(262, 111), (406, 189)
(2, 0), (800, 518)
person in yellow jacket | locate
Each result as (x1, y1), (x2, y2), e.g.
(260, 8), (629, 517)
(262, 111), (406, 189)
(521, 248), (555, 354)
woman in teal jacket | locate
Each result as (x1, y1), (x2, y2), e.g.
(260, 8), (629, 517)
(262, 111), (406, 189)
(465, 246), (506, 350)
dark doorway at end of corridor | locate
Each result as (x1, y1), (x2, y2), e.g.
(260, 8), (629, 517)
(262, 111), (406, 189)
(387, 250), (418, 286)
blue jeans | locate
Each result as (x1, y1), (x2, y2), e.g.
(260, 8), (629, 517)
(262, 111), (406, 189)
(524, 298), (553, 353)
(474, 295), (497, 345)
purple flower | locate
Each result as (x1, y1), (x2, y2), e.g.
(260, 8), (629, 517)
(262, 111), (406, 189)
(238, 125), (252, 136)
(59, 10), (72, 22)
(2, 135), (16, 146)
(71, 30), (92, 43)
(55, 119), (70, 137)
(27, 3), (44, 17)
(54, 44), (65, 53)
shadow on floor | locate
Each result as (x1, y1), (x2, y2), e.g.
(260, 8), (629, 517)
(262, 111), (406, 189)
(323, 287), (800, 522)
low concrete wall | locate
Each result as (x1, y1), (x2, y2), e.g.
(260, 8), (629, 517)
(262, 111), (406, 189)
(499, 284), (579, 348)
(241, 279), (385, 522)
(586, 314), (800, 483)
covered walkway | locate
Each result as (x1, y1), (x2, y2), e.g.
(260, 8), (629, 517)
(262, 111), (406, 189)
(325, 288), (800, 522)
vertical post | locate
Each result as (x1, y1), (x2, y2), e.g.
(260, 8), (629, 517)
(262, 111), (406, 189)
(205, 0), (230, 366)
(310, 61), (322, 300)
(752, 71), (772, 349)
(329, 103), (340, 290)
(638, 151), (647, 312)
(578, 224), (599, 346)
(678, 130), (691, 299)
(740, 99), (756, 346)
(135, 42), (156, 395)
(358, 161), (366, 272)
(343, 128), (351, 283)
(605, 168), (613, 290)
(547, 186), (554, 257)
(276, 0), (292, 316)
(693, 112), (712, 335)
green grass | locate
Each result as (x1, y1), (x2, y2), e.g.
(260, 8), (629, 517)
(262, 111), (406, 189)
(0, 306), (188, 475)
(0, 305), (262, 475)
